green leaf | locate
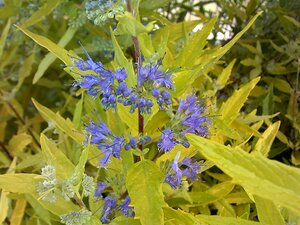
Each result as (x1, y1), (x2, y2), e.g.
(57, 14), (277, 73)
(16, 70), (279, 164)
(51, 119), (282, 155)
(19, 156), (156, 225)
(187, 134), (300, 215)
(0, 18), (11, 58)
(32, 98), (85, 144)
(0, 174), (39, 194)
(110, 29), (136, 87)
(253, 195), (285, 225)
(40, 134), (75, 180)
(126, 160), (165, 225)
(196, 215), (267, 225)
(20, 0), (62, 28)
(263, 77), (292, 94)
(253, 121), (281, 157)
(33, 28), (77, 84)
(219, 77), (260, 125)
(262, 84), (273, 115)
(140, 0), (171, 10)
(15, 53), (35, 92)
(115, 12), (155, 36)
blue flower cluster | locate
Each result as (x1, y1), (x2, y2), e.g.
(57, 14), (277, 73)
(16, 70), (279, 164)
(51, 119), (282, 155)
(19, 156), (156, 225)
(85, 121), (151, 167)
(165, 152), (201, 189)
(138, 64), (174, 110)
(85, 0), (124, 25)
(94, 181), (134, 224)
(71, 46), (175, 114)
(158, 94), (210, 152)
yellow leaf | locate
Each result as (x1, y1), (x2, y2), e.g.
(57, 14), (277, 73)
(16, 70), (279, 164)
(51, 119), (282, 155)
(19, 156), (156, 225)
(8, 133), (32, 156)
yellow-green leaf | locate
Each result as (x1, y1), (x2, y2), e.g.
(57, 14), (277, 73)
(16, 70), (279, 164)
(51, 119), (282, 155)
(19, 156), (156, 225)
(114, 12), (155, 36)
(254, 195), (285, 225)
(219, 77), (260, 125)
(126, 160), (165, 225)
(33, 28), (77, 84)
(196, 215), (267, 225)
(253, 121), (281, 157)
(163, 207), (204, 225)
(20, 0), (62, 28)
(16, 26), (76, 78)
(8, 133), (32, 156)
(187, 134), (300, 215)
(110, 29), (136, 87)
(216, 59), (236, 90)
(0, 18), (11, 58)
(32, 98), (85, 144)
(0, 174), (39, 194)
(40, 134), (75, 180)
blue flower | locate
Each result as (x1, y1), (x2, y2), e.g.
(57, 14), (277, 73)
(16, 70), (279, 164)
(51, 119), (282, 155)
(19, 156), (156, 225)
(165, 152), (201, 189)
(119, 196), (135, 217)
(181, 157), (201, 181)
(157, 129), (176, 152)
(95, 181), (107, 198)
(101, 196), (117, 224)
(85, 122), (124, 167)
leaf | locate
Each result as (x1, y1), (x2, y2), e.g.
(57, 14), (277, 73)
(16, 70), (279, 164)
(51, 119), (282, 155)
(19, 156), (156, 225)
(117, 103), (138, 136)
(72, 144), (89, 189)
(0, 18), (11, 58)
(254, 195), (285, 225)
(253, 121), (281, 157)
(216, 59), (236, 90)
(110, 29), (136, 87)
(190, 181), (235, 205)
(174, 13), (262, 96)
(114, 12), (155, 36)
(126, 160), (165, 225)
(15, 26), (77, 78)
(15, 53), (35, 92)
(0, 174), (39, 194)
(219, 77), (260, 125)
(175, 17), (217, 68)
(32, 98), (85, 144)
(20, 0), (62, 28)
(140, 0), (171, 10)
(40, 134), (75, 180)
(163, 207), (204, 225)
(196, 215), (267, 225)
(187, 134), (300, 215)
(10, 199), (27, 225)
(33, 28), (77, 84)
(8, 133), (32, 156)
(25, 195), (51, 225)
(262, 84), (273, 115)
(263, 77), (291, 94)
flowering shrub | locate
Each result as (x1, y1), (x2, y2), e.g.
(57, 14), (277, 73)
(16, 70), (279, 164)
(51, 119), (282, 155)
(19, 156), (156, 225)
(0, 1), (300, 225)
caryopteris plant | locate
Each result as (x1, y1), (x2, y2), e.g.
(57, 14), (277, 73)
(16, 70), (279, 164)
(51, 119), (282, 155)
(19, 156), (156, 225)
(0, 0), (300, 225)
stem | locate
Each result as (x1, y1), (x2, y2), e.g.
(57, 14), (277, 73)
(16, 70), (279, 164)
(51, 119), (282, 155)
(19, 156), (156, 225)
(5, 100), (40, 147)
(127, 0), (144, 150)
(0, 140), (13, 160)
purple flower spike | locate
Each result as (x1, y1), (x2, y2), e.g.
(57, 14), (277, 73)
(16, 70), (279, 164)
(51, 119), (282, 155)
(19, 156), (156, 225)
(165, 151), (202, 189)
(158, 129), (176, 152)
(95, 181), (107, 198)
(101, 196), (117, 224)
(119, 196), (135, 217)
(85, 122), (125, 167)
